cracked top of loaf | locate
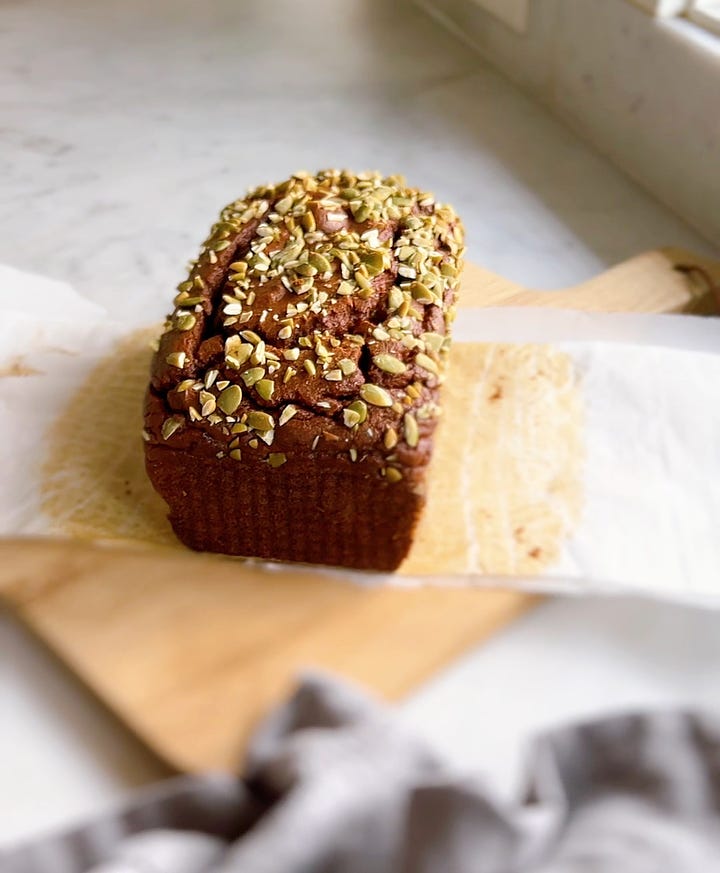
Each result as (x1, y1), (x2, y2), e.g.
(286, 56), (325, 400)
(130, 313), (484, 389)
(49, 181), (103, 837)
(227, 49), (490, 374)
(145, 169), (464, 484)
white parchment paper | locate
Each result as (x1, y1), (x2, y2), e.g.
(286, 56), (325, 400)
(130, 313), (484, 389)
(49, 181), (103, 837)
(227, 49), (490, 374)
(1, 264), (719, 604)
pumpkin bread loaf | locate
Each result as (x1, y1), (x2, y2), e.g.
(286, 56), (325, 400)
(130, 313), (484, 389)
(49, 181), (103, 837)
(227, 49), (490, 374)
(144, 170), (464, 570)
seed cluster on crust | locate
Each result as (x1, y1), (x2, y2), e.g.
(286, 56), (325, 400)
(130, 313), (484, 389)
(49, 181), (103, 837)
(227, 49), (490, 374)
(149, 169), (465, 483)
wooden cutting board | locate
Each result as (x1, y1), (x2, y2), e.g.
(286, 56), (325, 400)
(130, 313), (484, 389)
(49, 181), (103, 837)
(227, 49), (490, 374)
(1, 246), (717, 774)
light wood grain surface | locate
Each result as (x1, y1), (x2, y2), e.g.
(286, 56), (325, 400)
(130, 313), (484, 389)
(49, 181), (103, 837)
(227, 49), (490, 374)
(1, 248), (717, 773)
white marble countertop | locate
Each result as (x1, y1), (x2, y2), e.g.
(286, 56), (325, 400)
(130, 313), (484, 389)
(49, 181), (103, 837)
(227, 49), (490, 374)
(2, 0), (719, 851)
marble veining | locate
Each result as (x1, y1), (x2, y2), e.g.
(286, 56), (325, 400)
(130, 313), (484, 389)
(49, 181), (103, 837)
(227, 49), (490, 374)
(1, 0), (714, 325)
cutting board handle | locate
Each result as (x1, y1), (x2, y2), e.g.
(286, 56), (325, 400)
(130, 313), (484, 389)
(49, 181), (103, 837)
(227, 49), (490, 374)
(461, 247), (720, 314)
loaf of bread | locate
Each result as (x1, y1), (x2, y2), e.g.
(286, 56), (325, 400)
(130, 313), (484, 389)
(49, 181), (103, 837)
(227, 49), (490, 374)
(144, 170), (464, 570)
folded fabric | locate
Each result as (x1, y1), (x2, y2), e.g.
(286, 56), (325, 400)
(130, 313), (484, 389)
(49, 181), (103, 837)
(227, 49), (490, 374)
(4, 673), (720, 872)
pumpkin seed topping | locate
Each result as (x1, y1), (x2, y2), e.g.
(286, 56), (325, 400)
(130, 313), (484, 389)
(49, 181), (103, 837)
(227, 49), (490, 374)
(384, 427), (398, 450)
(246, 410), (274, 432)
(403, 413), (419, 448)
(200, 391), (216, 417)
(360, 384), (393, 407)
(242, 367), (265, 387)
(373, 354), (407, 375)
(175, 313), (197, 331)
(155, 169), (463, 460)
(415, 353), (440, 376)
(165, 351), (186, 368)
(279, 405), (298, 426)
(161, 417), (184, 440)
(385, 467), (403, 484)
(255, 378), (275, 401)
(347, 399), (368, 423)
(217, 385), (242, 415)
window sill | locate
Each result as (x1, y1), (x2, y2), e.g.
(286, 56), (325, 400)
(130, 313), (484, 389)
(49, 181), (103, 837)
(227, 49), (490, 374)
(418, 0), (720, 248)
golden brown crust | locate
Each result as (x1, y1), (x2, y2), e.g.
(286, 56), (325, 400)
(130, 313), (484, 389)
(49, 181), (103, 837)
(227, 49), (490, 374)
(144, 169), (464, 569)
